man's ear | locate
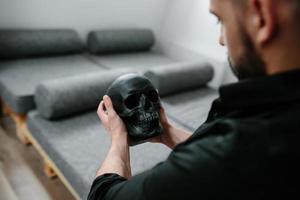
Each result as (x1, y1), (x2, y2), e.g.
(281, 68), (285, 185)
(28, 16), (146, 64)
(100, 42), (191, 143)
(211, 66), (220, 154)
(249, 0), (277, 45)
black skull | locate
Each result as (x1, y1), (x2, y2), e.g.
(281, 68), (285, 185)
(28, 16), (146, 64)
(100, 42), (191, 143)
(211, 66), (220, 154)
(106, 74), (163, 144)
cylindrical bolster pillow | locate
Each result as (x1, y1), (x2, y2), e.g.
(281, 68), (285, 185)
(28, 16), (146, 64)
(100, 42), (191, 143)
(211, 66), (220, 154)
(87, 29), (155, 54)
(0, 29), (84, 59)
(35, 69), (134, 120)
(144, 62), (214, 96)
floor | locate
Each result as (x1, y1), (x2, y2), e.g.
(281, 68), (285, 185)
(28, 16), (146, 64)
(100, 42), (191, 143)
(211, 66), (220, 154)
(0, 168), (18, 200)
(0, 115), (75, 200)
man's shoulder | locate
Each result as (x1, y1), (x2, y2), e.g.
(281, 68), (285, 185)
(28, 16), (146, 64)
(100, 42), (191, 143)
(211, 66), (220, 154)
(191, 99), (300, 144)
(165, 118), (268, 180)
(172, 118), (266, 157)
(191, 117), (269, 142)
(172, 105), (300, 165)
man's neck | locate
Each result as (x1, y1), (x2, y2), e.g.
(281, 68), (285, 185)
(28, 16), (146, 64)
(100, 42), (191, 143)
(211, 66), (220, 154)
(263, 36), (300, 75)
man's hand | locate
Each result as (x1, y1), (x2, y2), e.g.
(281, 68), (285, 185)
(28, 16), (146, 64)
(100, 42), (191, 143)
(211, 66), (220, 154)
(96, 95), (131, 178)
(149, 107), (172, 143)
(150, 106), (192, 149)
(97, 95), (128, 142)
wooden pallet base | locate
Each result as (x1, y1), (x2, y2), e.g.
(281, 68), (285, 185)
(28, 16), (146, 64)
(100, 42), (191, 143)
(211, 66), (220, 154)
(1, 102), (31, 145)
(1, 98), (9, 116)
(19, 123), (58, 180)
(1, 101), (81, 199)
(20, 123), (81, 200)
(43, 161), (57, 179)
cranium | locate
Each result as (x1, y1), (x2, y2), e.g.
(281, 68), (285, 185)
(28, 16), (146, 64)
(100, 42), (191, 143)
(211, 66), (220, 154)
(106, 74), (163, 144)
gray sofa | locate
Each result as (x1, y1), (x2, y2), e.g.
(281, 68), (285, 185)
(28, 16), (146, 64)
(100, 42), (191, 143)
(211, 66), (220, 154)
(0, 28), (219, 199)
(87, 29), (178, 72)
(0, 28), (180, 115)
(25, 63), (218, 199)
(0, 29), (106, 114)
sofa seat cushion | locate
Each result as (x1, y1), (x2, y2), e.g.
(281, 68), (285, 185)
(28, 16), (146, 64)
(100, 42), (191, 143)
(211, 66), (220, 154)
(89, 52), (177, 72)
(162, 87), (218, 131)
(0, 55), (105, 113)
(27, 110), (171, 199)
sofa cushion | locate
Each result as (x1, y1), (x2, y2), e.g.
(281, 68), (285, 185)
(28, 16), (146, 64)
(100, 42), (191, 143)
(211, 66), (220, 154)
(88, 52), (177, 72)
(0, 55), (104, 114)
(0, 29), (84, 59)
(144, 62), (214, 96)
(87, 29), (155, 54)
(35, 69), (134, 120)
(27, 110), (171, 199)
(161, 87), (218, 131)
(26, 85), (217, 199)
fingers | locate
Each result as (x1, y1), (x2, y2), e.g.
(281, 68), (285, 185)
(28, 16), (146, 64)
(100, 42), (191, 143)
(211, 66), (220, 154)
(159, 106), (169, 124)
(103, 95), (117, 116)
(97, 101), (108, 124)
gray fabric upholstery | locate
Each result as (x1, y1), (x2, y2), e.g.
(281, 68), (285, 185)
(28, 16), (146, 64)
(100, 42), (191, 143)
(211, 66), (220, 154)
(88, 52), (177, 73)
(26, 83), (217, 199)
(27, 110), (171, 199)
(162, 87), (218, 131)
(87, 29), (155, 54)
(0, 55), (104, 113)
(144, 62), (214, 96)
(0, 29), (84, 59)
(35, 69), (134, 119)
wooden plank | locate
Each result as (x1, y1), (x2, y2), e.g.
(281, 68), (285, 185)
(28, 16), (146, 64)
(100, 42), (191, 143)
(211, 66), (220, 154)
(15, 116), (30, 145)
(1, 102), (81, 199)
(43, 161), (57, 179)
(0, 98), (10, 116)
(0, 168), (18, 200)
(1, 122), (75, 200)
(20, 123), (81, 200)
(0, 102), (31, 145)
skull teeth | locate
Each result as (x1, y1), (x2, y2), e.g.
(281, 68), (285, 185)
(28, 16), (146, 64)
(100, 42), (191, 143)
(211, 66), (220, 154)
(134, 112), (159, 129)
(139, 123), (151, 129)
(138, 112), (159, 121)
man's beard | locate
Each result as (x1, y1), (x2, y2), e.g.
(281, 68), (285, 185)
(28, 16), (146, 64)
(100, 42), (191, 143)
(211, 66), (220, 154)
(228, 26), (266, 80)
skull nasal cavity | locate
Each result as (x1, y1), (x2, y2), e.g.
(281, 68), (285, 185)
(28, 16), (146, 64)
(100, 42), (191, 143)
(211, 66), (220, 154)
(141, 94), (151, 109)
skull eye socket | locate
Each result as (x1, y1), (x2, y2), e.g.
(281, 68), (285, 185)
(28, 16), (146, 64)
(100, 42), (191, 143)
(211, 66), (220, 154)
(124, 94), (140, 109)
(124, 90), (159, 110)
(146, 90), (159, 103)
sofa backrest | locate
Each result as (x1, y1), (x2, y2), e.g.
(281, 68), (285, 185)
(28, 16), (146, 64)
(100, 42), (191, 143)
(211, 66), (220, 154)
(0, 29), (84, 59)
(87, 28), (155, 54)
(35, 69), (135, 120)
(144, 62), (214, 96)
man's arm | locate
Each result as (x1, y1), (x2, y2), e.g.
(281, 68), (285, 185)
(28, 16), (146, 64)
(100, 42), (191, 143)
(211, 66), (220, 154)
(95, 96), (190, 178)
(150, 106), (192, 149)
(89, 95), (193, 200)
(96, 96), (131, 178)
(88, 118), (242, 200)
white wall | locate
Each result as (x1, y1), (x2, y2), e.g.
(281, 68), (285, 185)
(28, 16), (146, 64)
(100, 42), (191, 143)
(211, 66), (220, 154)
(158, 0), (237, 86)
(0, 0), (237, 85)
(0, 0), (169, 41)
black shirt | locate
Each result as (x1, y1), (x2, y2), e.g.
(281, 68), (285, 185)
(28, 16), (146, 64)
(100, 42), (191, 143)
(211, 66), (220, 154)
(88, 70), (300, 200)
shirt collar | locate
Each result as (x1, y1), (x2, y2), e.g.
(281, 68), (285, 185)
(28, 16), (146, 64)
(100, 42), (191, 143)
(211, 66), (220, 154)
(219, 69), (300, 109)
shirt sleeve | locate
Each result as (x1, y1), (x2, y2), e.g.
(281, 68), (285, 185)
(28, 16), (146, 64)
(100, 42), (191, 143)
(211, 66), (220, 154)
(87, 174), (127, 200)
(87, 119), (265, 200)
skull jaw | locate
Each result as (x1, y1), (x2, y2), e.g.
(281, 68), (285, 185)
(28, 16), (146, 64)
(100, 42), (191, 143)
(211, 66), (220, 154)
(125, 121), (163, 146)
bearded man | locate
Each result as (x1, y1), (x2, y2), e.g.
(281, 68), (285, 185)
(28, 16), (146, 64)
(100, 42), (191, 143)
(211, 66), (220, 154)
(88, 0), (300, 199)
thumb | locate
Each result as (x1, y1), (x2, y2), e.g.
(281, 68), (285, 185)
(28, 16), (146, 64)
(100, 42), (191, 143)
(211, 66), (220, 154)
(160, 106), (168, 124)
(103, 95), (117, 115)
